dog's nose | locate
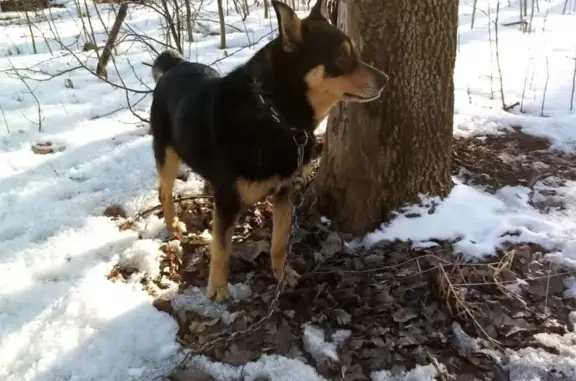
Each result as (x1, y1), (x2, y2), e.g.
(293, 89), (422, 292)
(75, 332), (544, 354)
(377, 72), (389, 88)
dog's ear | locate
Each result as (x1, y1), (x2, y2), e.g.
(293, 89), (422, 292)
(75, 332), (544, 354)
(272, 0), (303, 52)
(308, 0), (327, 21)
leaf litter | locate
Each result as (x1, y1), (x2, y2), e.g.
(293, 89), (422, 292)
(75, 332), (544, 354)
(105, 132), (576, 380)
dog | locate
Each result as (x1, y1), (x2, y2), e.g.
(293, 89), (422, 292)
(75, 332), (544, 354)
(149, 0), (388, 302)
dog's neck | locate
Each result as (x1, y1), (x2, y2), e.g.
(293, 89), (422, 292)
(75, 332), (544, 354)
(236, 43), (317, 133)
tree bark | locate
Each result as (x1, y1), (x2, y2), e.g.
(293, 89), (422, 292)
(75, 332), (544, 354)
(312, 0), (458, 236)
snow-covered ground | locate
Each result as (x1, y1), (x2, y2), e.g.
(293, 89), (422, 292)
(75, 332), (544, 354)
(0, 0), (575, 380)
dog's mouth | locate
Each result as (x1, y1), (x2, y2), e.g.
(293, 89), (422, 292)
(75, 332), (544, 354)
(343, 89), (383, 103)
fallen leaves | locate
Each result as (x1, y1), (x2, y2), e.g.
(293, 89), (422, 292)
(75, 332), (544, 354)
(31, 141), (65, 155)
(169, 366), (215, 381)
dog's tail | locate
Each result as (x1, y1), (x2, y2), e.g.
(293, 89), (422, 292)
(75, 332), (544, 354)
(152, 49), (184, 83)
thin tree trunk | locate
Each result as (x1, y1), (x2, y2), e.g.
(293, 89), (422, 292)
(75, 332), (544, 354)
(217, 0), (226, 49)
(185, 0), (194, 42)
(312, 0), (457, 235)
(24, 10), (37, 54)
(529, 0), (536, 31)
(471, 0), (478, 29)
(96, 3), (128, 79)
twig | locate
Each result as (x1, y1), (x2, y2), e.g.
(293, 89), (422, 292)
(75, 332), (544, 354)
(570, 56), (575, 112)
(8, 60), (43, 131)
(520, 52), (532, 112)
(541, 56), (549, 117)
(503, 101), (519, 111)
(427, 352), (448, 381)
(494, 0), (507, 110)
(487, 6), (495, 100)
(529, 0), (536, 32)
(0, 106), (10, 134)
(134, 194), (213, 220)
(437, 263), (503, 347)
(544, 261), (552, 315)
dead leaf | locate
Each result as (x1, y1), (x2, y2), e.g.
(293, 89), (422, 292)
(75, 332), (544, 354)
(169, 366), (214, 381)
(222, 344), (258, 366)
(283, 310), (295, 319)
(333, 308), (352, 326)
(370, 336), (386, 348)
(275, 319), (295, 355)
(189, 317), (220, 334)
(343, 364), (367, 381)
(392, 308), (419, 323)
(103, 204), (127, 218)
(232, 240), (270, 262)
(31, 141), (63, 155)
(152, 299), (174, 316)
(320, 232), (343, 257)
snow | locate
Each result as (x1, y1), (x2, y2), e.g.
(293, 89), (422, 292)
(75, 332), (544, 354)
(171, 283), (252, 320)
(372, 364), (439, 381)
(356, 181), (559, 259)
(189, 354), (330, 381)
(506, 333), (576, 380)
(0, 0), (576, 380)
(301, 324), (351, 364)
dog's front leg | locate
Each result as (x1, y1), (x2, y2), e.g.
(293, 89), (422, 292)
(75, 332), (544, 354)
(207, 193), (240, 302)
(270, 188), (301, 287)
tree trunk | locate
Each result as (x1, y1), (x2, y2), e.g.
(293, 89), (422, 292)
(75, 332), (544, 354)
(217, 0), (227, 49)
(185, 0), (194, 42)
(96, 2), (128, 80)
(312, 0), (458, 236)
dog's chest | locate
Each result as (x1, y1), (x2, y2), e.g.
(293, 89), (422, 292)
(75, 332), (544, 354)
(236, 161), (312, 206)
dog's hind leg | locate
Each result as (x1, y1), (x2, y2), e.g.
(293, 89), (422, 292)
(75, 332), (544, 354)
(206, 188), (240, 302)
(270, 188), (301, 287)
(155, 145), (181, 232)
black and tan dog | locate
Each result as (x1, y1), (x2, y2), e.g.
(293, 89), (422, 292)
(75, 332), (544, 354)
(150, 0), (388, 301)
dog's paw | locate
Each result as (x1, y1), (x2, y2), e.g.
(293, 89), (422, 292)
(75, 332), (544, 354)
(274, 265), (301, 288)
(165, 217), (187, 235)
(206, 283), (230, 302)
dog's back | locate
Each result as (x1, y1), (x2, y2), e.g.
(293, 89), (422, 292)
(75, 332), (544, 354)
(150, 50), (221, 175)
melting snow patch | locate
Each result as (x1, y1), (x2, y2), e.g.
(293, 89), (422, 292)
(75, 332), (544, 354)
(302, 324), (351, 364)
(188, 354), (328, 381)
(171, 283), (252, 319)
(119, 239), (162, 278)
(506, 343), (576, 381)
(371, 364), (439, 381)
(355, 182), (558, 260)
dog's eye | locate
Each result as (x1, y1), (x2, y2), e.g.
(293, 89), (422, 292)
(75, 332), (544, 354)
(335, 55), (352, 71)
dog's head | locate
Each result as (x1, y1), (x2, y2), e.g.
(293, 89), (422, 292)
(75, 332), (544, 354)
(271, 0), (389, 122)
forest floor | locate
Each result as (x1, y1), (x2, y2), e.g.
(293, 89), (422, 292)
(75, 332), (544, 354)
(104, 131), (576, 381)
(2, 0), (576, 380)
